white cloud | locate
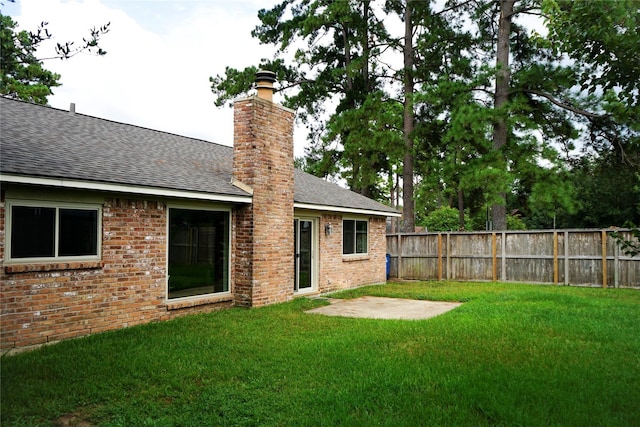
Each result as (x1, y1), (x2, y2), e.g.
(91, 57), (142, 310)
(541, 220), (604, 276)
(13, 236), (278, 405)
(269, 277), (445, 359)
(9, 0), (307, 154)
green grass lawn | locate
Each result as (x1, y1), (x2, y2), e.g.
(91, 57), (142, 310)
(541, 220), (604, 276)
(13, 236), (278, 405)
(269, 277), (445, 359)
(2, 281), (640, 426)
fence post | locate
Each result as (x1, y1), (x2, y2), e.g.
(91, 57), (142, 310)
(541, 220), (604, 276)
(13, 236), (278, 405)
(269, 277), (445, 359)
(492, 233), (497, 281)
(564, 231), (570, 285)
(602, 230), (608, 288)
(446, 233), (451, 280)
(501, 232), (507, 281)
(553, 231), (559, 285)
(614, 236), (619, 288)
(437, 233), (443, 281)
(398, 234), (403, 280)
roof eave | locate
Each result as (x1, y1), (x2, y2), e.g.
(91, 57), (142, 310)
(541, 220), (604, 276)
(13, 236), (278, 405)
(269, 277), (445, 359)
(294, 202), (402, 217)
(0, 174), (253, 204)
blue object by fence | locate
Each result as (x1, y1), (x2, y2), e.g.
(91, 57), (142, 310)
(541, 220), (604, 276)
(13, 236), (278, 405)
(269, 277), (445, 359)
(386, 253), (390, 279)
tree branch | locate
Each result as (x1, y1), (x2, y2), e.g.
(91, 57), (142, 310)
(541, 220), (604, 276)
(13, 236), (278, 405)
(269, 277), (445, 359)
(521, 88), (609, 119)
(434, 0), (476, 17)
(507, 5), (538, 19)
(517, 10), (547, 18)
(275, 79), (314, 92)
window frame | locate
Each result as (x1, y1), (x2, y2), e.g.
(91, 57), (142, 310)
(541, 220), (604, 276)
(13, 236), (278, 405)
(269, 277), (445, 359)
(5, 199), (102, 264)
(342, 218), (369, 256)
(166, 204), (232, 301)
(294, 216), (319, 294)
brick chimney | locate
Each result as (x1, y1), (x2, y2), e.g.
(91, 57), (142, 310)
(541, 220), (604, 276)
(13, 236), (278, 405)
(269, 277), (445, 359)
(232, 70), (295, 307)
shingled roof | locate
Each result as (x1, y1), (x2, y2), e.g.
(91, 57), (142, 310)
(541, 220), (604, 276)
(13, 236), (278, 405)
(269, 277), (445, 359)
(0, 97), (398, 216)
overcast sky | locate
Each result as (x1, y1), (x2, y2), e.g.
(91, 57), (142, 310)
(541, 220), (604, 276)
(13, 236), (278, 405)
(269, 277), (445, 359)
(3, 0), (310, 155)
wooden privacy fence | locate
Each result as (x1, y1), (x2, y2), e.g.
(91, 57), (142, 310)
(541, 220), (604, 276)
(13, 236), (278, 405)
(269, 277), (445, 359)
(387, 229), (639, 288)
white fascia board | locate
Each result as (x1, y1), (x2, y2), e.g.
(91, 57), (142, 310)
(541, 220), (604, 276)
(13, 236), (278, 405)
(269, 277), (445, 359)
(0, 174), (252, 204)
(294, 202), (402, 217)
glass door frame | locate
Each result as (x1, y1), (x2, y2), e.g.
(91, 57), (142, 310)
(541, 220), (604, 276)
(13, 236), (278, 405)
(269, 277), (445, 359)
(294, 216), (318, 293)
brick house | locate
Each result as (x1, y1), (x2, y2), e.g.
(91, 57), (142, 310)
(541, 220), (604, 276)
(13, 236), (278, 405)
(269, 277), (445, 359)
(0, 72), (400, 351)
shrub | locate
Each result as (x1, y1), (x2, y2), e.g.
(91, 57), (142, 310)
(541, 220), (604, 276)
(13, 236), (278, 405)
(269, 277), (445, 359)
(422, 206), (465, 231)
(507, 214), (527, 230)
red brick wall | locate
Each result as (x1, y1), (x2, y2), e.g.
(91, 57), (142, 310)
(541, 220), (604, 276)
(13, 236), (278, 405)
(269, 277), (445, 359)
(0, 197), (232, 351)
(318, 215), (387, 293)
(233, 97), (295, 307)
(233, 204), (254, 307)
(1, 196), (390, 351)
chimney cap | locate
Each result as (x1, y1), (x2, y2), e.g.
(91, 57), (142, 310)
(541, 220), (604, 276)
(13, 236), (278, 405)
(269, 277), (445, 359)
(255, 70), (276, 84)
(255, 70), (276, 101)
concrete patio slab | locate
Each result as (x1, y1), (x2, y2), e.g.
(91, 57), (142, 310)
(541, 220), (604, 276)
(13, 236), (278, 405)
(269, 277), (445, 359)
(307, 296), (462, 320)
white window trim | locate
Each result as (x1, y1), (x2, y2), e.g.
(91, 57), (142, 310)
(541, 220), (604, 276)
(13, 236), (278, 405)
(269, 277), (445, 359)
(5, 199), (102, 264)
(166, 204), (233, 302)
(342, 217), (369, 256)
(294, 216), (319, 294)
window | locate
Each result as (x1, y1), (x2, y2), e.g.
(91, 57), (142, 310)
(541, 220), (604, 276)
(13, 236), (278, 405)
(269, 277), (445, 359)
(168, 208), (230, 299)
(343, 219), (368, 255)
(8, 202), (100, 261)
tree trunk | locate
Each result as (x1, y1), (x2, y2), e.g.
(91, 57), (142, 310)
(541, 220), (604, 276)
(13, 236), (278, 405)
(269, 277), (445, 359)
(402, 0), (416, 232)
(491, 0), (515, 230)
(341, 19), (361, 194)
(389, 169), (396, 233)
(362, 1), (370, 91)
(458, 188), (465, 230)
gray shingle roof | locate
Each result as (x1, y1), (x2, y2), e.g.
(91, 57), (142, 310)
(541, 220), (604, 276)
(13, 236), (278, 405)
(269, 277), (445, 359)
(293, 170), (397, 214)
(1, 97), (398, 216)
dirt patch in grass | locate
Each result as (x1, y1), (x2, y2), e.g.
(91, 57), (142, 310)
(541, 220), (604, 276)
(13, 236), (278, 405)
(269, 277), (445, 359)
(55, 411), (95, 427)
